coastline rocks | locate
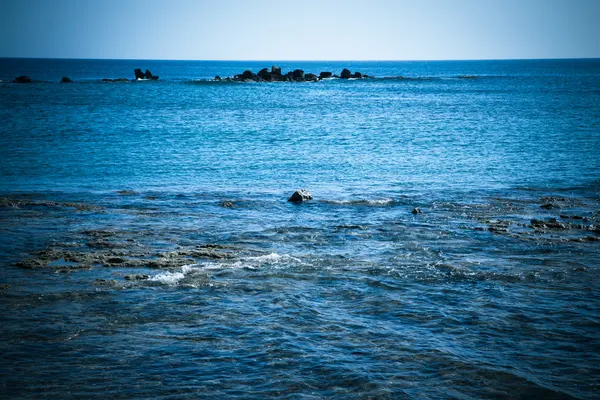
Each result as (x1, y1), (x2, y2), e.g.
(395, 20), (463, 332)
(271, 65), (282, 75)
(319, 71), (333, 79)
(13, 76), (32, 83)
(288, 189), (313, 203)
(60, 76), (72, 83)
(340, 68), (352, 79)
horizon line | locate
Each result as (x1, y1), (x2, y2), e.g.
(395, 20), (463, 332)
(2, 56), (600, 62)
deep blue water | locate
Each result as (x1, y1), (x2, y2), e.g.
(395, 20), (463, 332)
(1, 58), (599, 399)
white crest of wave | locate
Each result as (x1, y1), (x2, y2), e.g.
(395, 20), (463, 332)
(150, 263), (199, 285)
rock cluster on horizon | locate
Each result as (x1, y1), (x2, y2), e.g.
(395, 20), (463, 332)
(216, 66), (373, 82)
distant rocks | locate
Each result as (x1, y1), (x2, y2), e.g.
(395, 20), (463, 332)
(134, 68), (159, 80)
(13, 76), (32, 83)
(288, 189), (313, 203)
(222, 67), (373, 82)
(60, 76), (72, 83)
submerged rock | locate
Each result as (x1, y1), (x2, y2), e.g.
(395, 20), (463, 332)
(102, 78), (129, 82)
(288, 189), (313, 203)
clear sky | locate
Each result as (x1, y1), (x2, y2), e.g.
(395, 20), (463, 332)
(1, 0), (599, 60)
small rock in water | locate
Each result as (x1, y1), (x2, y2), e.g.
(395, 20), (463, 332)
(220, 201), (234, 208)
(288, 189), (313, 203)
(60, 76), (72, 83)
(540, 203), (557, 209)
(13, 76), (32, 83)
(340, 68), (352, 79)
(411, 207), (422, 214)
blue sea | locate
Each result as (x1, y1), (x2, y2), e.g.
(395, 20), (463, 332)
(1, 58), (599, 399)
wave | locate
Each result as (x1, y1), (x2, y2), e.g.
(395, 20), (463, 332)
(149, 253), (303, 285)
(321, 198), (399, 207)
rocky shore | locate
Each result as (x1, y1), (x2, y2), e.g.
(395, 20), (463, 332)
(216, 66), (373, 82)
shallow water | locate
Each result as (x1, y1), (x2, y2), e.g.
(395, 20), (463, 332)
(1, 59), (599, 399)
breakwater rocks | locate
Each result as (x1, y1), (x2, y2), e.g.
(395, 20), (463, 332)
(217, 66), (373, 82)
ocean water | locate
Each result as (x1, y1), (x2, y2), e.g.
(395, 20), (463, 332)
(0, 58), (599, 399)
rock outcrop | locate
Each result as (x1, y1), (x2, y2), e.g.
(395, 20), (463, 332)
(134, 68), (159, 80)
(224, 68), (372, 83)
(288, 189), (313, 203)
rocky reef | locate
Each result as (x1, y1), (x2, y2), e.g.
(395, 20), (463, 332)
(217, 66), (373, 82)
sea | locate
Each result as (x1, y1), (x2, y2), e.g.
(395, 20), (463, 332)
(0, 58), (599, 399)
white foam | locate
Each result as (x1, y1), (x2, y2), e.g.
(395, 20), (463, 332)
(150, 263), (198, 285)
(150, 271), (185, 285)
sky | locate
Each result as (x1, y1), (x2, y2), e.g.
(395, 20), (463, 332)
(1, 0), (599, 60)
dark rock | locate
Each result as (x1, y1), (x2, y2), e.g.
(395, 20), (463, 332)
(220, 201), (234, 208)
(134, 69), (145, 79)
(292, 69), (305, 81)
(351, 72), (362, 79)
(288, 189), (312, 203)
(411, 208), (422, 214)
(105, 257), (125, 264)
(0, 284), (11, 290)
(340, 68), (352, 79)
(144, 69), (153, 79)
(214, 76), (221, 81)
(235, 70), (257, 81)
(305, 73), (318, 82)
(60, 76), (72, 83)
(257, 68), (271, 81)
(540, 203), (557, 209)
(319, 71), (333, 79)
(13, 76), (32, 83)
(15, 258), (46, 269)
(271, 66), (282, 75)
